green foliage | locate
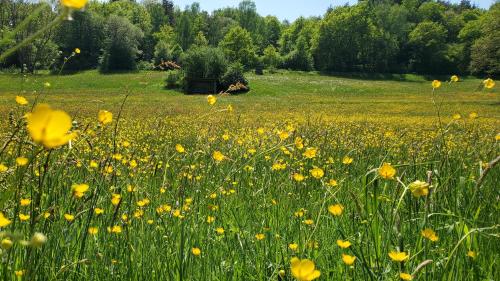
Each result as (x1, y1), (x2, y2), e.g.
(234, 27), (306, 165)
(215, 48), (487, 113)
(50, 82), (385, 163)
(408, 21), (448, 73)
(193, 31), (209, 47)
(55, 10), (105, 71)
(220, 63), (248, 89)
(219, 26), (256, 67)
(261, 45), (281, 68)
(282, 36), (313, 71)
(469, 4), (500, 75)
(165, 69), (181, 88)
(180, 46), (227, 81)
(100, 16), (144, 72)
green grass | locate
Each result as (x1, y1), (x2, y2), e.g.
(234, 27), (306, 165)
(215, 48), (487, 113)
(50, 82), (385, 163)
(0, 70), (498, 123)
(0, 70), (498, 281)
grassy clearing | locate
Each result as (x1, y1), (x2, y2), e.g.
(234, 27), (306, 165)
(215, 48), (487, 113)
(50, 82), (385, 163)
(0, 71), (498, 280)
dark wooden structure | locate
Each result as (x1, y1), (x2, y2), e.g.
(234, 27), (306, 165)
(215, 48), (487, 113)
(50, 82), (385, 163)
(186, 78), (218, 94)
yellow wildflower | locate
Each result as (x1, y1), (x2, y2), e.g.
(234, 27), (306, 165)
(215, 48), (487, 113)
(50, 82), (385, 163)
(27, 104), (75, 149)
(290, 257), (321, 281)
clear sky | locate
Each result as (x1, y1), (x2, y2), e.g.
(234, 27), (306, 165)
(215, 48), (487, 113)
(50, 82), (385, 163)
(173, 0), (496, 21)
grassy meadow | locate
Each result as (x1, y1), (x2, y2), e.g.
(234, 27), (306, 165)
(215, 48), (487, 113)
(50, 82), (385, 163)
(0, 71), (499, 280)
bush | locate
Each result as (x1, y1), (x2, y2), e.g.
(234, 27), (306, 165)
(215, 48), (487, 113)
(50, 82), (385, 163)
(137, 60), (154, 70)
(220, 63), (248, 91)
(181, 46), (227, 81)
(99, 16), (144, 72)
(165, 70), (181, 89)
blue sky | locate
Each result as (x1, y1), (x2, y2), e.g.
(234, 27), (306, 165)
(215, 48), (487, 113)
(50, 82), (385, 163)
(173, 0), (496, 21)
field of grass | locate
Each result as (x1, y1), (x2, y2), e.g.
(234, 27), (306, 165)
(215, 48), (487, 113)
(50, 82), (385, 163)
(0, 71), (499, 280)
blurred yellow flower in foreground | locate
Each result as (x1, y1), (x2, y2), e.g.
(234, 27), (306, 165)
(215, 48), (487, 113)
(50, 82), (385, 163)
(0, 164), (7, 173)
(290, 257), (321, 281)
(60, 0), (88, 9)
(75, 48), (81, 54)
(432, 80), (441, 89)
(450, 75), (459, 82)
(27, 104), (75, 149)
(98, 110), (113, 125)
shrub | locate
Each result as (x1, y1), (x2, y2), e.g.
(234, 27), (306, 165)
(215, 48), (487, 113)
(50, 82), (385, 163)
(165, 70), (181, 89)
(220, 63), (248, 91)
(181, 46), (227, 81)
(137, 60), (154, 71)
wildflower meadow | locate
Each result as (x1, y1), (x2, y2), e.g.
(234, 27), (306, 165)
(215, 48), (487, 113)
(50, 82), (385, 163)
(0, 0), (499, 281)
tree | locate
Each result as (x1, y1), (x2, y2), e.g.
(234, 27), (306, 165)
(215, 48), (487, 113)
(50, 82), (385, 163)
(238, 0), (258, 32)
(219, 26), (256, 67)
(264, 16), (282, 48)
(408, 21), (448, 73)
(100, 16), (144, 72)
(194, 31), (209, 46)
(56, 10), (105, 70)
(262, 45), (281, 68)
(283, 35), (313, 71)
(469, 4), (500, 75)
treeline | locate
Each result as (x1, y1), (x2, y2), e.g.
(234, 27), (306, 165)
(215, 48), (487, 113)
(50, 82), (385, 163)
(0, 0), (498, 76)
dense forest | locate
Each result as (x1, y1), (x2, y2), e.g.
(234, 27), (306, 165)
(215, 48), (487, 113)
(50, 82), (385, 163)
(0, 0), (499, 76)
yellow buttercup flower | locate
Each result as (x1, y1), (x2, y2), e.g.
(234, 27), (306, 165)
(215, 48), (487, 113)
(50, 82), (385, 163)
(432, 80), (441, 89)
(20, 198), (31, 206)
(88, 227), (98, 235)
(379, 162), (396, 179)
(98, 110), (113, 125)
(400, 273), (413, 280)
(483, 78), (495, 89)
(0, 164), (7, 173)
(0, 212), (12, 227)
(207, 95), (217, 105)
(421, 228), (439, 242)
(175, 144), (185, 153)
(328, 204), (344, 216)
(389, 251), (409, 262)
(191, 247), (201, 256)
(30, 232), (47, 247)
(303, 147), (317, 159)
(336, 239), (351, 249)
(342, 156), (353, 165)
(408, 180), (430, 197)
(289, 243), (299, 251)
(341, 254), (356, 265)
(212, 151), (225, 162)
(19, 214), (30, 221)
(16, 157), (29, 166)
(255, 233), (265, 240)
(450, 75), (459, 82)
(290, 257), (321, 281)
(72, 183), (90, 198)
(293, 173), (305, 182)
(215, 227), (225, 235)
(75, 48), (81, 54)
(60, 0), (88, 9)
(27, 104), (75, 149)
(15, 96), (28, 105)
(467, 250), (477, 259)
(1, 238), (13, 250)
(310, 167), (324, 179)
(64, 213), (75, 222)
